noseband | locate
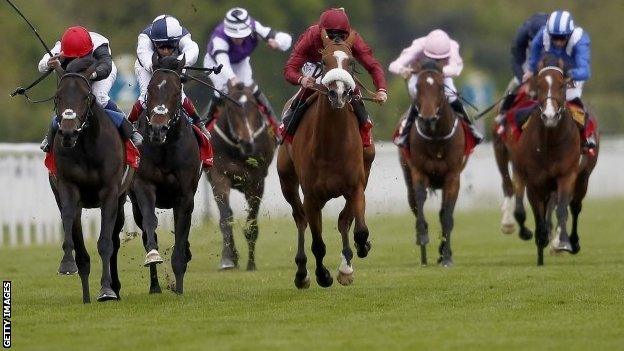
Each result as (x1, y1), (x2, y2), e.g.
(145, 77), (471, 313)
(146, 68), (182, 131)
(55, 72), (94, 135)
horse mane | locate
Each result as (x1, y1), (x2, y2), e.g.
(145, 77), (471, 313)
(65, 56), (97, 73)
(154, 56), (180, 70)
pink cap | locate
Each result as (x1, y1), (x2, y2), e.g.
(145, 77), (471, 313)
(424, 29), (451, 59)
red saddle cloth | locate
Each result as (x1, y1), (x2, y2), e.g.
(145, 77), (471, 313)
(192, 125), (214, 168)
(44, 140), (140, 176)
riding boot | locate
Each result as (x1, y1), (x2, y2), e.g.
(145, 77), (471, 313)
(183, 97), (210, 138)
(351, 96), (374, 147)
(253, 90), (281, 142)
(450, 99), (484, 144)
(40, 117), (59, 152)
(127, 100), (144, 123)
(119, 119), (143, 146)
(569, 97), (596, 150)
(280, 98), (311, 144)
(203, 94), (223, 128)
(394, 104), (418, 148)
(495, 92), (517, 125)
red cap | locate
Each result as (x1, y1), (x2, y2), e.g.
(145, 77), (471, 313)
(60, 26), (93, 58)
(319, 8), (350, 32)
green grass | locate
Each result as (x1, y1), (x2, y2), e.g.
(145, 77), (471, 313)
(1, 199), (624, 351)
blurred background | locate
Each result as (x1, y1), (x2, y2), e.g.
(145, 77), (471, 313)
(1, 0), (622, 142)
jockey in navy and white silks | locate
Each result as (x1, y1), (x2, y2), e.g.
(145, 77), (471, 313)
(524, 10), (594, 148)
(128, 15), (207, 134)
(38, 26), (142, 152)
(203, 7), (292, 136)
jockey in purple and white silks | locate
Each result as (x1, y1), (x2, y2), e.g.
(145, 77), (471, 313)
(389, 29), (483, 147)
(524, 10), (594, 148)
(203, 7), (292, 136)
(128, 15), (209, 135)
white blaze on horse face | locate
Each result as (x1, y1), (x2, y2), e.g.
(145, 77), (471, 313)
(543, 75), (557, 120)
(152, 104), (168, 115)
(238, 95), (247, 104)
(333, 50), (348, 69)
(62, 109), (77, 120)
(426, 77), (434, 85)
(321, 50), (356, 90)
(157, 80), (167, 90)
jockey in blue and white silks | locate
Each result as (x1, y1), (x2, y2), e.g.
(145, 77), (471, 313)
(203, 7), (292, 135)
(524, 10), (594, 147)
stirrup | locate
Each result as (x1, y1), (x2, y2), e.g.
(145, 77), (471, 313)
(131, 131), (143, 146)
(40, 137), (50, 152)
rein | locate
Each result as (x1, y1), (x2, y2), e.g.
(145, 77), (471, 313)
(55, 72), (95, 134)
(146, 68), (183, 130)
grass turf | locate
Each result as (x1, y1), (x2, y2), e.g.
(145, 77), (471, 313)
(1, 198), (623, 350)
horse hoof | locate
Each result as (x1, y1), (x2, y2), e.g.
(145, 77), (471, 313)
(553, 241), (573, 253)
(438, 257), (454, 268)
(337, 271), (354, 286)
(149, 285), (162, 294)
(316, 268), (333, 288)
(143, 249), (163, 267)
(219, 258), (238, 271)
(519, 228), (533, 241)
(58, 260), (78, 275)
(294, 271), (310, 289)
(96, 288), (118, 302)
(570, 243), (581, 255)
(246, 261), (257, 271)
(355, 241), (371, 258)
(501, 223), (515, 235)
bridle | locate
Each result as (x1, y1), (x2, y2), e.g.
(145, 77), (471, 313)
(213, 89), (267, 152)
(413, 69), (458, 141)
(145, 68), (182, 133)
(54, 72), (95, 135)
(537, 66), (566, 121)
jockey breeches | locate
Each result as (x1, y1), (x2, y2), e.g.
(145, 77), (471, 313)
(134, 60), (188, 107)
(203, 55), (256, 95)
(408, 75), (458, 103)
(92, 61), (117, 108)
(566, 81), (584, 101)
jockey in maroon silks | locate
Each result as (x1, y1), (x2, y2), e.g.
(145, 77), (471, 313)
(280, 8), (388, 146)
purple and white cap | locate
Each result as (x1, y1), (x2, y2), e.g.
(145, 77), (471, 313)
(224, 8), (252, 38)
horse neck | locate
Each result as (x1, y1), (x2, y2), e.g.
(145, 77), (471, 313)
(312, 97), (354, 143)
(534, 111), (578, 148)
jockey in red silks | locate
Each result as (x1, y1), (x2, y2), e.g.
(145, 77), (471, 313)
(280, 8), (388, 147)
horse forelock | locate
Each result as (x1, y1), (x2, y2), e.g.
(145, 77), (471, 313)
(154, 56), (181, 70)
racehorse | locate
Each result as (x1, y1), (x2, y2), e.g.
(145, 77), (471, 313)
(49, 57), (134, 303)
(398, 59), (469, 267)
(277, 31), (374, 289)
(207, 82), (276, 271)
(510, 55), (599, 265)
(129, 54), (202, 294)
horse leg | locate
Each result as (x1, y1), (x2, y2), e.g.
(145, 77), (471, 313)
(96, 188), (120, 301)
(56, 182), (80, 275)
(337, 199), (355, 286)
(171, 194), (194, 294)
(569, 170), (590, 254)
(513, 174), (533, 241)
(243, 183), (264, 271)
(353, 184), (371, 259)
(494, 140), (515, 234)
(210, 173), (238, 270)
(400, 155), (417, 217)
(277, 147), (309, 289)
(132, 182), (162, 267)
(438, 174), (459, 267)
(305, 198), (332, 288)
(413, 174), (429, 266)
(552, 174), (576, 253)
(130, 192), (161, 293)
(527, 187), (548, 266)
(71, 206), (90, 303)
(363, 143), (375, 186)
(109, 196), (125, 299)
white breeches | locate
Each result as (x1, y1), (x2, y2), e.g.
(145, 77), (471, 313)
(408, 75), (458, 103)
(93, 62), (117, 107)
(134, 60), (187, 106)
(566, 81), (584, 101)
(203, 56), (255, 94)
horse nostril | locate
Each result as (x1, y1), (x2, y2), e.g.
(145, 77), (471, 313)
(329, 90), (337, 99)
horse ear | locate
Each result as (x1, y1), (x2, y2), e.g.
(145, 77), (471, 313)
(83, 63), (97, 80)
(152, 51), (159, 70)
(321, 28), (332, 48)
(177, 54), (186, 72)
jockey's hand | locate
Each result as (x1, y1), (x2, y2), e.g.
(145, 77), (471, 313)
(300, 76), (315, 89)
(47, 54), (61, 70)
(374, 90), (388, 104)
(399, 67), (414, 80)
(267, 38), (280, 50)
(522, 71), (534, 83)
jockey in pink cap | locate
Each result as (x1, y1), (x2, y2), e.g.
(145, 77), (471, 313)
(389, 29), (483, 147)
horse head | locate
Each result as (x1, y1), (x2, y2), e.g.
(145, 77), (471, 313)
(55, 57), (97, 148)
(536, 54), (569, 128)
(413, 59), (446, 133)
(320, 29), (356, 109)
(221, 82), (262, 156)
(146, 53), (185, 144)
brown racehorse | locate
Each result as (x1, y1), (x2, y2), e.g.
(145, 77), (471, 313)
(511, 55), (599, 265)
(398, 59), (469, 267)
(207, 82), (276, 271)
(277, 32), (374, 289)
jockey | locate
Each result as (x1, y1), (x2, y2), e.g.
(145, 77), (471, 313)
(203, 7), (292, 139)
(128, 15), (208, 136)
(524, 10), (595, 149)
(496, 12), (548, 123)
(39, 26), (142, 152)
(389, 29), (483, 147)
(281, 7), (387, 145)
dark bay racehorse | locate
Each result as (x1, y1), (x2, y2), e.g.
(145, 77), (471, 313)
(398, 60), (468, 267)
(511, 56), (599, 265)
(207, 82), (276, 271)
(49, 57), (134, 303)
(129, 54), (202, 294)
(277, 32), (374, 289)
